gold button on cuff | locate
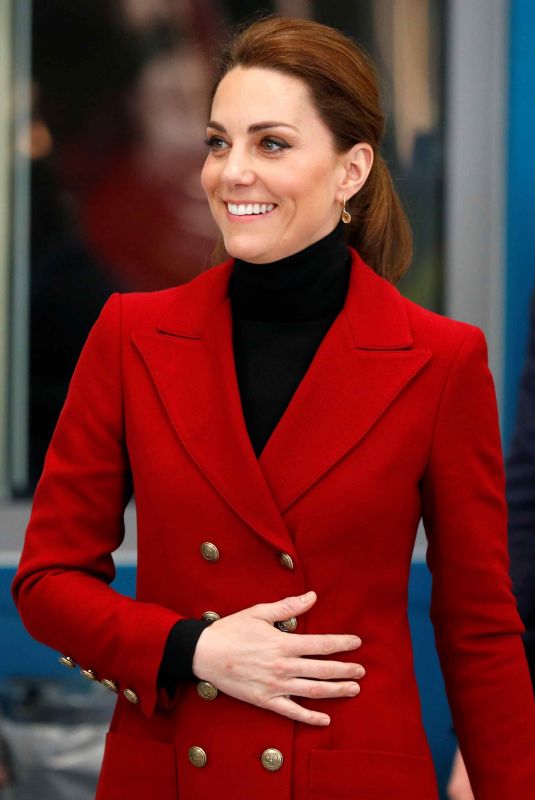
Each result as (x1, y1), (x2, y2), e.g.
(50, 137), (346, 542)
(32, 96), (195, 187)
(276, 617), (297, 633)
(261, 748), (284, 772)
(188, 746), (207, 768)
(202, 610), (221, 623)
(279, 552), (294, 570)
(101, 679), (118, 694)
(197, 681), (218, 700)
(58, 655), (76, 669)
(124, 688), (140, 704)
(80, 668), (97, 681)
(200, 542), (219, 562)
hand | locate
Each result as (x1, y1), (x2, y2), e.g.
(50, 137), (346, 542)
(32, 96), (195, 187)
(192, 590), (364, 726)
(447, 747), (474, 800)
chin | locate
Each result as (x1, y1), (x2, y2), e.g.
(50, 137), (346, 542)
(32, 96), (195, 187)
(224, 237), (270, 263)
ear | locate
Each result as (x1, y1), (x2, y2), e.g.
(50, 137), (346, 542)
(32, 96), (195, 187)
(336, 143), (374, 203)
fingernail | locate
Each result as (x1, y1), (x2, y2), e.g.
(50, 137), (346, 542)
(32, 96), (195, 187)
(352, 637), (362, 647)
(349, 684), (360, 696)
(355, 667), (365, 678)
(301, 591), (314, 603)
(320, 716), (330, 725)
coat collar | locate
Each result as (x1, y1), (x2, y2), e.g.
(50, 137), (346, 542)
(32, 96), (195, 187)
(132, 248), (430, 556)
(156, 248), (414, 350)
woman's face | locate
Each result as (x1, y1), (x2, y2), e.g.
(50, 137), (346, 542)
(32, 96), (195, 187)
(201, 66), (356, 263)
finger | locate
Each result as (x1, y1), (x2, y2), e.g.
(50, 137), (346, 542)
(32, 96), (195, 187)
(284, 678), (361, 700)
(266, 695), (330, 726)
(252, 591), (317, 625)
(287, 657), (365, 681)
(288, 633), (362, 657)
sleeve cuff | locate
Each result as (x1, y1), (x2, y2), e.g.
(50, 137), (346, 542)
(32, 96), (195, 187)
(157, 618), (213, 693)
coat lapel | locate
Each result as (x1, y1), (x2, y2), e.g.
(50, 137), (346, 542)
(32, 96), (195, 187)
(258, 251), (431, 511)
(131, 262), (295, 554)
(132, 249), (431, 547)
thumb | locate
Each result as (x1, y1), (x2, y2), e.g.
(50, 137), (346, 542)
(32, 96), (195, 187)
(253, 591), (317, 624)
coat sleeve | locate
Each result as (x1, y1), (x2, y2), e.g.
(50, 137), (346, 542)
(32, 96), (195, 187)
(12, 293), (185, 718)
(420, 325), (535, 798)
(506, 291), (535, 689)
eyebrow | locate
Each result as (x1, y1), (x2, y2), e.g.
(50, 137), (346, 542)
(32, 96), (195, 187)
(207, 120), (299, 134)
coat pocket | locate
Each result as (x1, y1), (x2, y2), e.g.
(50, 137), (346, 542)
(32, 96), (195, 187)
(308, 748), (438, 800)
(96, 732), (178, 800)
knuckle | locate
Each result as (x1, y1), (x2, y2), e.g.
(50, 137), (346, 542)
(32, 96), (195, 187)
(308, 682), (323, 699)
(321, 637), (334, 654)
(265, 674), (280, 692)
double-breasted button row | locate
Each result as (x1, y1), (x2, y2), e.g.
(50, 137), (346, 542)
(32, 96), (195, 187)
(201, 543), (296, 572)
(188, 746), (284, 771)
(58, 655), (139, 704)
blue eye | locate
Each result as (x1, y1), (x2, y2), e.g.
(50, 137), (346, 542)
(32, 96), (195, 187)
(204, 136), (229, 152)
(262, 137), (289, 152)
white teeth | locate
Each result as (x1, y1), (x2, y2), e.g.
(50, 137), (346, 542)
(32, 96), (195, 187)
(227, 202), (276, 216)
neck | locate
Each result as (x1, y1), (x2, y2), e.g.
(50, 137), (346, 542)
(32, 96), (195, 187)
(228, 221), (351, 323)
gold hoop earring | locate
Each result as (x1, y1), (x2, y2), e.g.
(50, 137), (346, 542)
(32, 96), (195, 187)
(341, 197), (351, 224)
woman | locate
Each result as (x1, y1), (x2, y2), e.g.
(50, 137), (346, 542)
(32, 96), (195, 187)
(12, 16), (535, 800)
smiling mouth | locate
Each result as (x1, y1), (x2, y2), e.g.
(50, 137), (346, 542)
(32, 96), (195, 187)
(226, 202), (277, 216)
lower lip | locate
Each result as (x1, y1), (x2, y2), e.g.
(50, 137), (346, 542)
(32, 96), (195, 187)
(224, 205), (277, 223)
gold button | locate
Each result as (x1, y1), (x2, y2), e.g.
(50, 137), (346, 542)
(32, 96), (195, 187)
(101, 679), (118, 693)
(276, 617), (297, 633)
(279, 552), (294, 570)
(80, 668), (97, 681)
(124, 688), (140, 704)
(188, 746), (207, 768)
(58, 655), (76, 668)
(261, 748), (284, 772)
(197, 681), (218, 700)
(200, 542), (219, 562)
(202, 610), (221, 623)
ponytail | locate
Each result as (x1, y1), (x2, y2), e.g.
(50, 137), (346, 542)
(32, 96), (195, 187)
(346, 155), (412, 285)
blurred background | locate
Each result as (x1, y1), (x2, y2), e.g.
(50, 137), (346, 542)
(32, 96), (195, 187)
(0, 0), (533, 797)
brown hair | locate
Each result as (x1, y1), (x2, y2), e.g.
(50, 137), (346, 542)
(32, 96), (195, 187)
(209, 16), (412, 284)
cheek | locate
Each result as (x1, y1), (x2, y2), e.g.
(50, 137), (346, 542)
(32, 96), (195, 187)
(200, 159), (215, 195)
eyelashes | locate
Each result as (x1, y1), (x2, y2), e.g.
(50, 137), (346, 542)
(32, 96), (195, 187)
(203, 135), (291, 154)
(203, 136), (228, 151)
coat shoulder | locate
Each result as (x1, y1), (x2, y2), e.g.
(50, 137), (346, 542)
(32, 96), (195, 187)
(117, 261), (230, 332)
(401, 294), (486, 357)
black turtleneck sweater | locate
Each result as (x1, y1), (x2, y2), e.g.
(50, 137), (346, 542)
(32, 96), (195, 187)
(157, 221), (351, 693)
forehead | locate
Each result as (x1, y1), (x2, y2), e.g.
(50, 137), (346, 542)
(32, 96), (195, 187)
(210, 66), (318, 126)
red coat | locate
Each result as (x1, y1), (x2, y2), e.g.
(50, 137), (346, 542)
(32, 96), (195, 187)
(13, 249), (535, 799)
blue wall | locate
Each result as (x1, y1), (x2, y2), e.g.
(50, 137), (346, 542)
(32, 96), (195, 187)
(504, 0), (535, 448)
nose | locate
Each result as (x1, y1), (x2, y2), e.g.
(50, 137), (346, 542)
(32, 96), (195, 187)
(219, 143), (256, 187)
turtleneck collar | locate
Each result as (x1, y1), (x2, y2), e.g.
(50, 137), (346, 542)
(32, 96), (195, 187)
(228, 221), (351, 323)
